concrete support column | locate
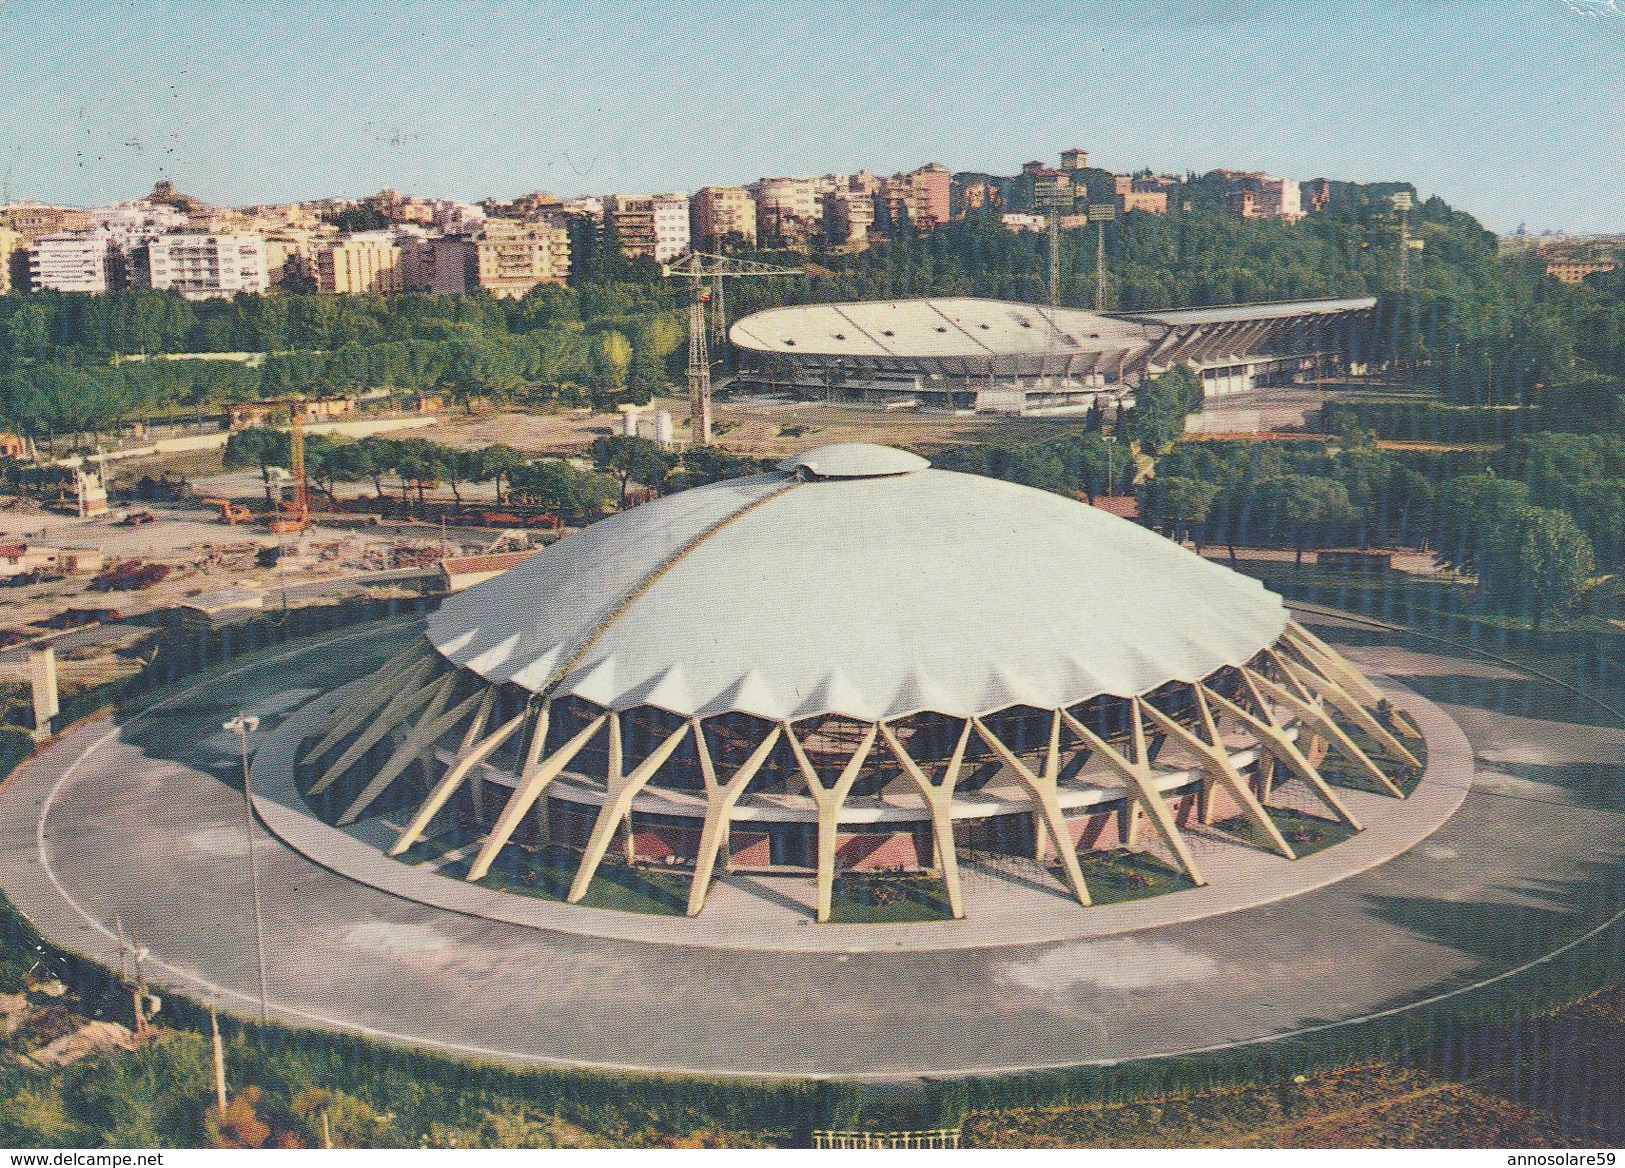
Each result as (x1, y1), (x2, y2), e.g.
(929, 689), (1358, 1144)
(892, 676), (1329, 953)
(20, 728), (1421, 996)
(784, 722), (878, 923)
(1249, 669), (1404, 798)
(1202, 683), (1360, 831)
(308, 658), (441, 794)
(567, 721), (691, 904)
(1139, 688), (1295, 860)
(686, 721), (782, 916)
(1062, 704), (1205, 885)
(972, 717), (1091, 908)
(335, 678), (468, 825)
(878, 721), (971, 920)
(466, 709), (607, 882)
(1275, 653), (1421, 769)
(389, 689), (524, 855)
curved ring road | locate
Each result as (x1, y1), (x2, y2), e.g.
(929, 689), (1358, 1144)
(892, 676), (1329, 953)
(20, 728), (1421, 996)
(1, 612), (1622, 1079)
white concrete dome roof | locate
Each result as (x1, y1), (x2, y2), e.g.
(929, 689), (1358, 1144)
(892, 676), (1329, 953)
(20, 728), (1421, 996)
(427, 446), (1288, 723)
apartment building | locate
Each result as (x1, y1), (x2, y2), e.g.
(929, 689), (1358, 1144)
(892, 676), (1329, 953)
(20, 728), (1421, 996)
(317, 232), (404, 294)
(474, 218), (570, 297)
(952, 177), (1003, 217)
(0, 227), (23, 293)
(822, 188), (875, 244)
(1121, 188), (1168, 214)
(747, 177), (823, 248)
(1546, 259), (1618, 285)
(27, 233), (113, 293)
(146, 232), (268, 298)
(1228, 176), (1303, 221)
(400, 235), (479, 294)
(261, 226), (322, 288)
(901, 163), (952, 227)
(0, 203), (90, 242)
(607, 193), (690, 263)
(690, 186), (757, 249)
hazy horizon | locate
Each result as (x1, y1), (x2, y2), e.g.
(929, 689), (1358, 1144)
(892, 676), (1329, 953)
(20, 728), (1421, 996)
(5, 0), (1623, 234)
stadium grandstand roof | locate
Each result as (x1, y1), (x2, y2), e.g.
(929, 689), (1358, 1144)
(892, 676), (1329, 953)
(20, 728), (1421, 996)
(1117, 297), (1377, 327)
(729, 297), (1164, 378)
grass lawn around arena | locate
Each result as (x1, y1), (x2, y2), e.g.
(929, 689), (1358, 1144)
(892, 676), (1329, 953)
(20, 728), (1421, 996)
(1316, 708), (1428, 797)
(397, 831), (695, 916)
(1077, 849), (1198, 904)
(828, 871), (954, 923)
(1262, 806), (1358, 856)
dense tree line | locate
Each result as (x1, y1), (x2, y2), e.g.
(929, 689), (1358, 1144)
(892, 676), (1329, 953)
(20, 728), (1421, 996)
(221, 430), (766, 523)
(940, 420), (1607, 627)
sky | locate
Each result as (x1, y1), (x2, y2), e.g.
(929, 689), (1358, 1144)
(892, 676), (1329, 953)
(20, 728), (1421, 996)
(3, 0), (1623, 234)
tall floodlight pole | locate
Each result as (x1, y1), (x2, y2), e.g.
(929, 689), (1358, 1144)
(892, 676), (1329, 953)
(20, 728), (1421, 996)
(1044, 197), (1063, 389)
(1095, 221), (1106, 311)
(662, 252), (802, 445)
(223, 713), (269, 1025)
(1391, 191), (1415, 387)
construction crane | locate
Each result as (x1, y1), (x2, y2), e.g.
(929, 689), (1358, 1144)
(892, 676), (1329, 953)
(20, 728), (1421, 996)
(268, 400), (310, 534)
(662, 252), (801, 445)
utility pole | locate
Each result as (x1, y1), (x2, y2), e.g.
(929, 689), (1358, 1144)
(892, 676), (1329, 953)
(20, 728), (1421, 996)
(210, 1004), (229, 1111)
(662, 252), (801, 446)
(223, 714), (269, 1025)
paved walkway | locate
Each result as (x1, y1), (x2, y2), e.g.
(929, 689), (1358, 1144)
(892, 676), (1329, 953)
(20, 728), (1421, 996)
(2, 613), (1622, 1078)
(252, 671), (1471, 953)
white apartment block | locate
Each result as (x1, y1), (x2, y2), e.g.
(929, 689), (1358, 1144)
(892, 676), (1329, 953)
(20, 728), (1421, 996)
(609, 193), (690, 263)
(147, 232), (269, 299)
(1260, 177), (1303, 220)
(28, 233), (113, 293)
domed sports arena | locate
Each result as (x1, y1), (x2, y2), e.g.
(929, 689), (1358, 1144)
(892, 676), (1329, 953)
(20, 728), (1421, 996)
(297, 443), (1420, 923)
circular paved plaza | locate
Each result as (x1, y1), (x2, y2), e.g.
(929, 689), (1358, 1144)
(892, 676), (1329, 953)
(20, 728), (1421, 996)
(2, 611), (1623, 1078)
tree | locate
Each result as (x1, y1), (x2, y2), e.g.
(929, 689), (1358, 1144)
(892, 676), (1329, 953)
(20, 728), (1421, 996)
(1050, 433), (1133, 501)
(392, 437), (445, 512)
(1124, 366), (1203, 452)
(509, 459), (617, 523)
(589, 435), (675, 506)
(440, 447), (491, 508)
(1249, 474), (1358, 565)
(671, 445), (768, 489)
(348, 436), (397, 499)
(588, 330), (633, 394)
(1137, 475), (1219, 550)
(1431, 474), (1530, 571)
(1572, 478), (1625, 570)
(1477, 504), (1595, 630)
(222, 427), (292, 508)
(300, 433), (350, 505)
(475, 443), (528, 505)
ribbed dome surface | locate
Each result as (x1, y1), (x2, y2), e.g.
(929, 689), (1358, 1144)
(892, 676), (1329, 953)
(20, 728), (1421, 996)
(427, 449), (1288, 722)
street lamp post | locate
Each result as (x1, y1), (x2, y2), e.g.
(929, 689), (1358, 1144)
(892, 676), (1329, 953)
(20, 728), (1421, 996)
(223, 714), (269, 1026)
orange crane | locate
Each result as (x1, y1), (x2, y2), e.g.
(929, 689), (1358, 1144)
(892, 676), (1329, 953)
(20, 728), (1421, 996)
(267, 402), (311, 534)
